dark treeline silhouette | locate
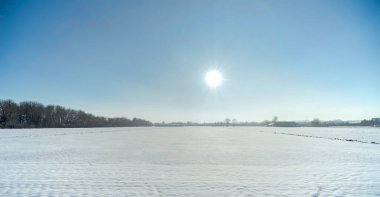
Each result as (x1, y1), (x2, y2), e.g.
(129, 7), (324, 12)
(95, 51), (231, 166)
(0, 99), (152, 128)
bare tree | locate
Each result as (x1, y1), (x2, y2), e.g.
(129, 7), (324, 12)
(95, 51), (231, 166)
(225, 118), (231, 127)
(272, 116), (278, 123)
(311, 118), (321, 127)
(232, 118), (237, 127)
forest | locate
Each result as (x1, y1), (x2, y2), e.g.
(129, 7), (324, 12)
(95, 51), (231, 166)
(0, 99), (152, 128)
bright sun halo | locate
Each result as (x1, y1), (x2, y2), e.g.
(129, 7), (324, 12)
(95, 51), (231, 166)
(205, 70), (223, 88)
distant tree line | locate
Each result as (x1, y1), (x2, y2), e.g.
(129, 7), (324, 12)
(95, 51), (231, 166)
(154, 117), (380, 128)
(269, 118), (380, 127)
(0, 99), (152, 128)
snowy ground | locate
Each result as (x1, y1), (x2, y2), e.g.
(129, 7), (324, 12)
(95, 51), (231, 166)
(0, 127), (379, 196)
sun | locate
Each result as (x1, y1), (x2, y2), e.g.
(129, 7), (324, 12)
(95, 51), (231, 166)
(205, 70), (223, 88)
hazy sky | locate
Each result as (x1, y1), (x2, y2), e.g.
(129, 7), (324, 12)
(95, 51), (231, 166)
(1, 0), (379, 122)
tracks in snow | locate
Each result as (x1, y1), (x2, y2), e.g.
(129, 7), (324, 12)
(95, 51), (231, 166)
(259, 130), (380, 145)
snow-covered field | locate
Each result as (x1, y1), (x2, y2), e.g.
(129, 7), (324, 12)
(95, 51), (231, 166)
(0, 127), (379, 196)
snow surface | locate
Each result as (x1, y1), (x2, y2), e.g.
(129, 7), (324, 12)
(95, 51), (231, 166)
(0, 127), (379, 196)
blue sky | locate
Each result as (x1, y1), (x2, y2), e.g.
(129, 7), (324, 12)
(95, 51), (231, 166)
(1, 0), (379, 122)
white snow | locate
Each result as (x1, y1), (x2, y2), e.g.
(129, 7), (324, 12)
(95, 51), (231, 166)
(0, 127), (379, 196)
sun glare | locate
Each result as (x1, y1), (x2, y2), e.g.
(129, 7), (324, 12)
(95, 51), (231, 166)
(205, 70), (223, 88)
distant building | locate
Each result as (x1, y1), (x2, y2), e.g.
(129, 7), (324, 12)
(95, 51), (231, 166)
(348, 120), (361, 124)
